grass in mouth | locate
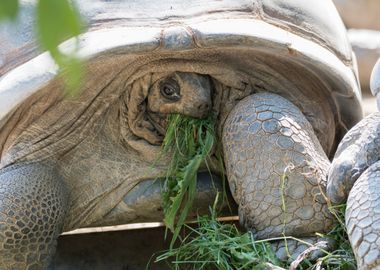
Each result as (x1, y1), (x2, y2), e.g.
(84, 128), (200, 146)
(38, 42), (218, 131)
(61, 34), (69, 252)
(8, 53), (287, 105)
(161, 114), (217, 248)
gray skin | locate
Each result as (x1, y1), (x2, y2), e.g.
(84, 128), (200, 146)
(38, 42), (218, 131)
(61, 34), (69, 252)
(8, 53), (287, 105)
(328, 59), (380, 269)
(223, 93), (332, 238)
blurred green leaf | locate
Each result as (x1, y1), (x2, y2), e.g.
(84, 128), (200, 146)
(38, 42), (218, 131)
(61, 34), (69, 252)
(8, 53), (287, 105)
(58, 55), (84, 97)
(36, 0), (84, 95)
(0, 0), (19, 21)
(36, 0), (82, 53)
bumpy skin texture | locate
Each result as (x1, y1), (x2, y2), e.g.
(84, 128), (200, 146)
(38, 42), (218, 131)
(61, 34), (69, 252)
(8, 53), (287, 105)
(0, 163), (68, 270)
(222, 93), (333, 239)
(329, 112), (380, 270)
(346, 162), (380, 270)
(328, 112), (380, 204)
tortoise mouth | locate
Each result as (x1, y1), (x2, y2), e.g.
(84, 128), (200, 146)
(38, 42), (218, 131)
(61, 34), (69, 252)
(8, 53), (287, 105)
(146, 112), (168, 142)
(140, 110), (212, 146)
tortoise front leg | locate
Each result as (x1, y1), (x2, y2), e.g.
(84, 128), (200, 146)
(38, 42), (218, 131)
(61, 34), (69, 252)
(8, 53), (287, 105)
(222, 93), (333, 239)
(0, 163), (68, 270)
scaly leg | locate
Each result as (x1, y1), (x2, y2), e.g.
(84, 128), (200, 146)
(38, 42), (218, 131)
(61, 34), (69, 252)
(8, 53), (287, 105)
(222, 93), (333, 240)
(346, 161), (380, 269)
(0, 163), (69, 270)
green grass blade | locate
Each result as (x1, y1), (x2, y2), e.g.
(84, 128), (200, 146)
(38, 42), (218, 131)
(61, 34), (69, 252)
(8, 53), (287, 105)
(160, 114), (218, 248)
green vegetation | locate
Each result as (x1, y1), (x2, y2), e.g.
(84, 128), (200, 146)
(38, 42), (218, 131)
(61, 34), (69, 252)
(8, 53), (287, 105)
(0, 0), (19, 20)
(160, 114), (217, 248)
(155, 203), (356, 270)
(0, 0), (84, 95)
(156, 195), (284, 270)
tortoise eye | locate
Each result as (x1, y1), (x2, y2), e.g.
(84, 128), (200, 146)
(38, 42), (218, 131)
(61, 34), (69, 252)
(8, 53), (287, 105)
(160, 79), (181, 101)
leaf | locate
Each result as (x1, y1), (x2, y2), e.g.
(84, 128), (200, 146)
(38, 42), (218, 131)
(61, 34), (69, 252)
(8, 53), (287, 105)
(0, 0), (19, 21)
(59, 55), (84, 97)
(36, 0), (83, 53)
(167, 154), (203, 248)
(160, 114), (218, 248)
(36, 0), (84, 95)
(156, 210), (285, 270)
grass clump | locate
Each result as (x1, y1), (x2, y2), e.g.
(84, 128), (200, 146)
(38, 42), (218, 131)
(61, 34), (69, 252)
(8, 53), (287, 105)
(161, 114), (216, 248)
(155, 196), (284, 270)
(155, 203), (356, 270)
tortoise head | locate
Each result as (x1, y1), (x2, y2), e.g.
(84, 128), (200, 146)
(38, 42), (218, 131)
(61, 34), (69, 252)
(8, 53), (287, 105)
(147, 72), (212, 119)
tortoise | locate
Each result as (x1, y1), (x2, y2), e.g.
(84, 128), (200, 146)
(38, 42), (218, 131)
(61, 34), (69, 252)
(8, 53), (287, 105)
(0, 0), (364, 269)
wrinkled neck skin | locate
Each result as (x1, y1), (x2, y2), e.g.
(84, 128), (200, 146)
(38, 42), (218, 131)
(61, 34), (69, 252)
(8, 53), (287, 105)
(57, 104), (166, 230)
